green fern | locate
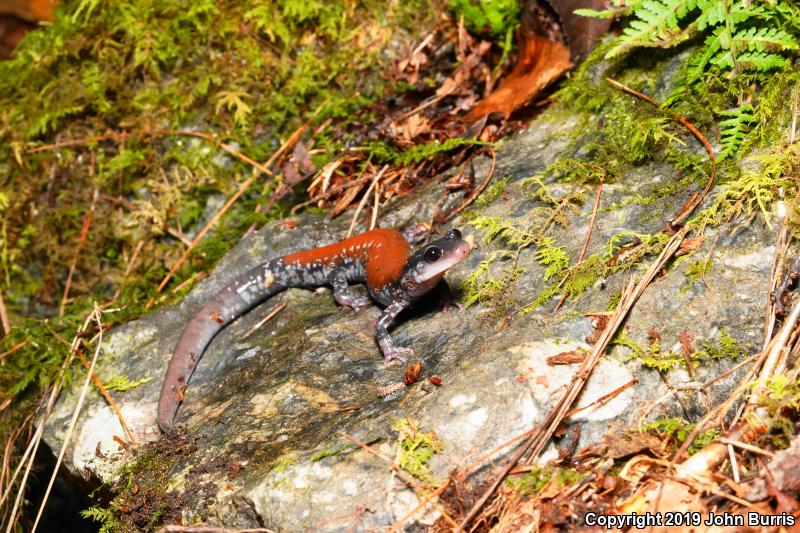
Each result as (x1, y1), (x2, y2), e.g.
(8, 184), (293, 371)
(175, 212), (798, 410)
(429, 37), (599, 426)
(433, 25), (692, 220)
(717, 104), (755, 161)
(579, 0), (799, 163)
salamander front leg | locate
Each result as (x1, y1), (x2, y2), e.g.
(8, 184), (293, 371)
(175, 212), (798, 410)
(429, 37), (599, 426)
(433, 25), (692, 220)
(330, 267), (373, 310)
(376, 299), (413, 362)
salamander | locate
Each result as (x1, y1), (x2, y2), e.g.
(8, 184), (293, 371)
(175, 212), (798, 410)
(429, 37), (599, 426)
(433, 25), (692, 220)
(157, 227), (472, 431)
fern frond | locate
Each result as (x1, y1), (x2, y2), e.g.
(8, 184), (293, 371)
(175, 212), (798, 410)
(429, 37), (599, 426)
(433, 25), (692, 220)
(735, 51), (792, 71)
(717, 104), (755, 161)
(605, 0), (698, 57)
(731, 27), (799, 53)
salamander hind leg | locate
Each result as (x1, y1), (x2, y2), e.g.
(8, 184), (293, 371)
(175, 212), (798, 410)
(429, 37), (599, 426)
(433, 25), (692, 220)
(330, 266), (373, 310)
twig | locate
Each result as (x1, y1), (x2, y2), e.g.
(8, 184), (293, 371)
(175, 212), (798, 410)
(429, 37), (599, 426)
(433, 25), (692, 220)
(346, 166), (388, 238)
(719, 438), (774, 457)
(74, 347), (136, 444)
(337, 432), (459, 529)
(606, 78), (716, 226)
(161, 130), (274, 175)
(0, 341), (26, 363)
(0, 291), (9, 338)
(157, 526), (276, 533)
(764, 222), (788, 345)
(150, 172), (259, 305)
(437, 148), (496, 224)
(554, 178), (603, 312)
(60, 188), (98, 317)
(562, 377), (637, 418)
(31, 304), (106, 532)
(111, 239), (145, 303)
(370, 175), (380, 231)
(242, 303), (287, 339)
(25, 132), (127, 153)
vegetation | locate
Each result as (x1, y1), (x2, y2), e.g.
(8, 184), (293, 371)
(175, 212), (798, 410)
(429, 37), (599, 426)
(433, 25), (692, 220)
(393, 419), (444, 487)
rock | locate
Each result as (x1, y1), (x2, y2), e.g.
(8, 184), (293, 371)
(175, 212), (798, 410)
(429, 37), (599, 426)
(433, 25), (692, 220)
(42, 98), (776, 532)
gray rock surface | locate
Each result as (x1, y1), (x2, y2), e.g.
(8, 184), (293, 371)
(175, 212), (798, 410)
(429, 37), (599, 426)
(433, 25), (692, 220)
(43, 104), (776, 530)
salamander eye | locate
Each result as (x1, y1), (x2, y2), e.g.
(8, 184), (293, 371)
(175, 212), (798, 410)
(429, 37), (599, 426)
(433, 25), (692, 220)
(449, 228), (462, 240)
(424, 246), (442, 263)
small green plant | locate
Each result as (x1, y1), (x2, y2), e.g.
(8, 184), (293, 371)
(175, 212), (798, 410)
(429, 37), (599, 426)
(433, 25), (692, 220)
(449, 0), (520, 36)
(684, 258), (712, 284)
(644, 417), (721, 454)
(393, 419), (443, 486)
(104, 375), (153, 392)
(506, 465), (586, 496)
(81, 506), (121, 533)
(615, 328), (741, 371)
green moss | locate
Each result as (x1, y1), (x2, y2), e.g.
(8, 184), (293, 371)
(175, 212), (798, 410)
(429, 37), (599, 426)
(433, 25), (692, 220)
(104, 375), (153, 392)
(393, 419), (443, 487)
(81, 427), (199, 532)
(311, 445), (351, 462)
(506, 465), (586, 496)
(614, 328), (742, 372)
(684, 259), (713, 285)
(643, 417), (721, 455)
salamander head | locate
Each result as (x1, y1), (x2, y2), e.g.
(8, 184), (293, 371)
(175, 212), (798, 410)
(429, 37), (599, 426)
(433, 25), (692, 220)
(400, 229), (471, 299)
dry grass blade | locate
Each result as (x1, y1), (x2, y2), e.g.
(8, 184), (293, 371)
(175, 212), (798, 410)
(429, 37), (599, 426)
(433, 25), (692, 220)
(346, 165), (388, 238)
(437, 148), (496, 224)
(60, 188), (98, 317)
(157, 526), (276, 533)
(1, 310), (94, 532)
(30, 304), (107, 532)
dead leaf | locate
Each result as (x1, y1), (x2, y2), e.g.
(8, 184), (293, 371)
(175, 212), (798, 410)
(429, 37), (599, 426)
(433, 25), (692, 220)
(547, 350), (586, 365)
(403, 360), (423, 385)
(462, 34), (571, 123)
(677, 236), (705, 256)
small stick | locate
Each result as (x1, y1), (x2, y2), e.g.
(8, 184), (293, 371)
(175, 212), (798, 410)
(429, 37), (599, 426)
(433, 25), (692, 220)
(0, 341), (25, 363)
(0, 290), (9, 337)
(606, 77), (716, 226)
(701, 353), (758, 389)
(437, 148), (496, 224)
(242, 303), (287, 339)
(562, 377), (636, 418)
(111, 239), (145, 303)
(161, 130), (274, 176)
(719, 438), (775, 457)
(157, 526), (275, 533)
(370, 175), (380, 230)
(554, 178), (603, 312)
(25, 132), (127, 153)
(346, 166), (388, 238)
(74, 347), (136, 444)
(60, 188), (99, 317)
(728, 444), (741, 483)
